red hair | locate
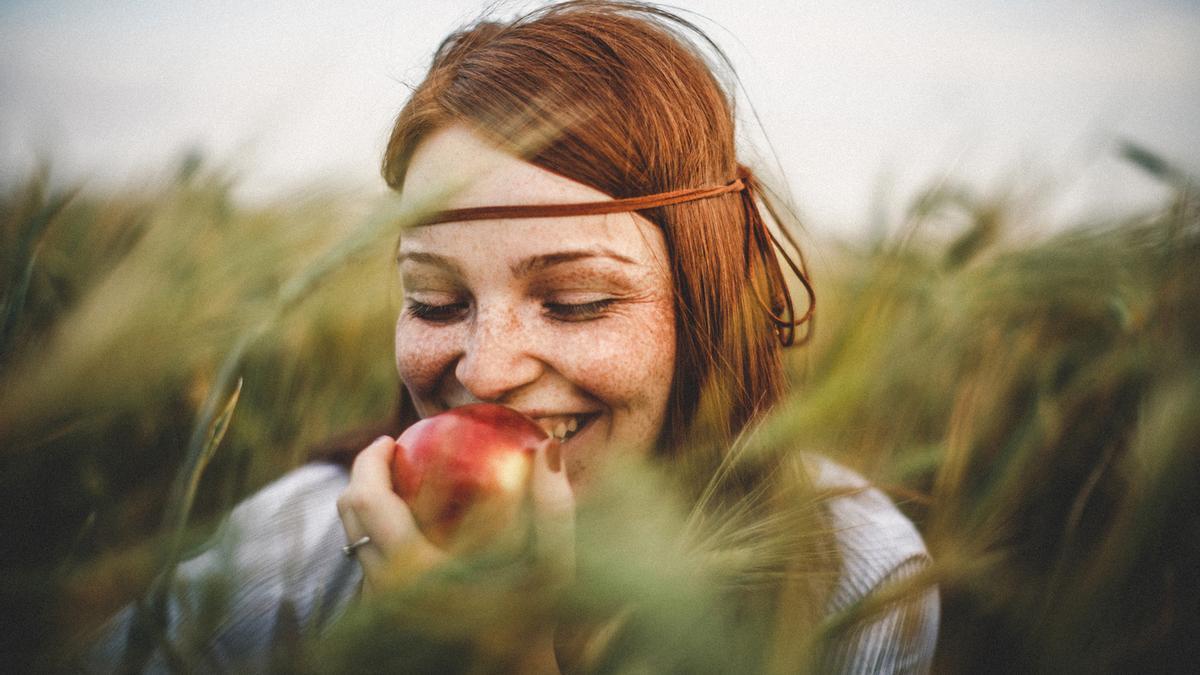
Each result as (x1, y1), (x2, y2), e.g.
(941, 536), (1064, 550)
(382, 1), (813, 483)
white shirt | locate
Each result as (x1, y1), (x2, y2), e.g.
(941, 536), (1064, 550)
(89, 459), (938, 673)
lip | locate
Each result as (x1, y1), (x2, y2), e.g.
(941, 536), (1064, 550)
(431, 404), (602, 440)
(519, 409), (603, 420)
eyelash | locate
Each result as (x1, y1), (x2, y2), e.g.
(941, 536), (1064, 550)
(405, 300), (468, 323)
(404, 299), (616, 323)
(543, 299), (616, 321)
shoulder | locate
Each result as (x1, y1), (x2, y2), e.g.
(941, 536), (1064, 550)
(222, 461), (349, 541)
(86, 463), (361, 672)
(804, 455), (939, 673)
(200, 461), (358, 626)
(804, 454), (930, 612)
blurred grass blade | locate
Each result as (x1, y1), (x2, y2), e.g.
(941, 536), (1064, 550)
(1119, 141), (1193, 189)
(127, 375), (242, 671)
(1, 187), (76, 364)
(170, 375), (243, 538)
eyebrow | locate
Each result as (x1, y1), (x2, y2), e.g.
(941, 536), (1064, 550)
(510, 248), (637, 277)
(397, 247), (638, 278)
(396, 250), (464, 276)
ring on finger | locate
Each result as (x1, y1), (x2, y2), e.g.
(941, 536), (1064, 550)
(342, 535), (371, 557)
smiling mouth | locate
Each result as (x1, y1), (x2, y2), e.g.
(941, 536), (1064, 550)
(534, 413), (599, 442)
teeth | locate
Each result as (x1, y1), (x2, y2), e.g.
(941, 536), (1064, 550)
(536, 414), (585, 442)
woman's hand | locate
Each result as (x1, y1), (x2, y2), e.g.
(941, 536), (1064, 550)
(526, 438), (577, 596)
(336, 435), (575, 595)
(336, 436), (445, 593)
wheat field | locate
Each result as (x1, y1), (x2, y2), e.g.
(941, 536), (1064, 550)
(1, 147), (1196, 671)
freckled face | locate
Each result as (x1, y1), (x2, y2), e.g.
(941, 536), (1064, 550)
(394, 126), (676, 486)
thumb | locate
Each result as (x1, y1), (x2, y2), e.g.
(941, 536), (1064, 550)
(529, 438), (575, 580)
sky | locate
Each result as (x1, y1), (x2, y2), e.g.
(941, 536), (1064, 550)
(2, 0), (1198, 237)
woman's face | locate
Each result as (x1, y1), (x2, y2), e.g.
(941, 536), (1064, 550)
(394, 126), (676, 485)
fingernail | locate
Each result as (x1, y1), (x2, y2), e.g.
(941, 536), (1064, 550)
(546, 440), (562, 473)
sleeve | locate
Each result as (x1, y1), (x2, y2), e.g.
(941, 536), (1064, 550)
(818, 555), (939, 674)
(806, 455), (939, 673)
(84, 463), (362, 673)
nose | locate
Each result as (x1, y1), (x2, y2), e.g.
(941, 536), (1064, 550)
(453, 303), (544, 402)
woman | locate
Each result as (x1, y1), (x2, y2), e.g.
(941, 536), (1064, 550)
(91, 2), (937, 672)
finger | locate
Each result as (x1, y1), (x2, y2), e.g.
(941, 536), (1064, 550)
(529, 439), (575, 578)
(530, 439), (574, 522)
(341, 437), (449, 583)
(336, 498), (385, 589)
(338, 438), (391, 539)
(341, 439), (401, 528)
(349, 435), (399, 495)
(336, 507), (391, 591)
(337, 497), (365, 543)
(344, 437), (418, 547)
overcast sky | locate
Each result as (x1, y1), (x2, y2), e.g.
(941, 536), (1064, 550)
(2, 0), (1198, 236)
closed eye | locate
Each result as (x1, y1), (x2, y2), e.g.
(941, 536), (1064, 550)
(544, 299), (616, 321)
(405, 300), (468, 323)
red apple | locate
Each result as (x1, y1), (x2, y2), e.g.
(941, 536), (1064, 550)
(392, 403), (554, 550)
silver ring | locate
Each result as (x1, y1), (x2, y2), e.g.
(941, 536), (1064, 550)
(342, 535), (371, 557)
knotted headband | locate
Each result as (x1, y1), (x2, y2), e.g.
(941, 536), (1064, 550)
(418, 165), (814, 346)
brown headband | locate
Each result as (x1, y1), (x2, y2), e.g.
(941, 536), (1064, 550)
(420, 177), (746, 225)
(417, 166), (814, 346)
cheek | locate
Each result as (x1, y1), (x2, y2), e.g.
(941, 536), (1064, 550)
(560, 298), (675, 485)
(394, 316), (458, 396)
(564, 297), (676, 412)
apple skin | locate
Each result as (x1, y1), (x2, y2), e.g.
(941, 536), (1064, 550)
(392, 403), (553, 550)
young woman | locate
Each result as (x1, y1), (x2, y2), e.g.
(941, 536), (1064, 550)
(92, 2), (937, 672)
